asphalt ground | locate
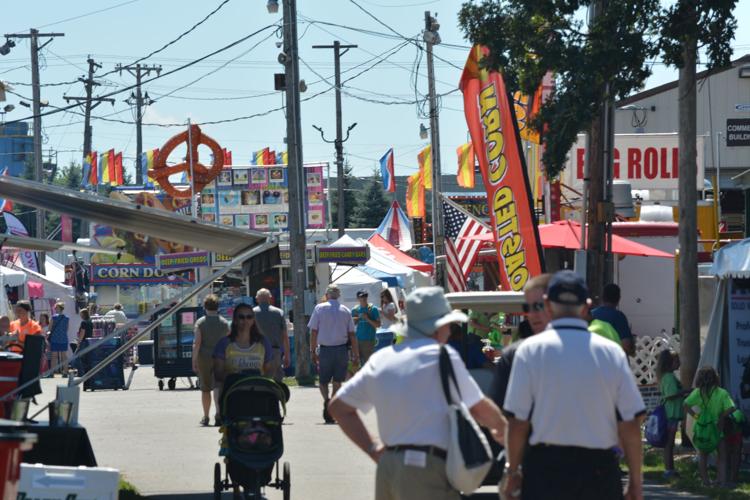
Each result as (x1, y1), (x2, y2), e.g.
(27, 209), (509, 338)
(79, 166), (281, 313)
(32, 366), (707, 499)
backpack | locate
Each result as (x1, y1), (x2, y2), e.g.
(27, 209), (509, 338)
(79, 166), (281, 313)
(645, 405), (668, 448)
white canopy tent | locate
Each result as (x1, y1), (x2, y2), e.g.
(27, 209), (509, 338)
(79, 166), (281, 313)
(699, 239), (750, 414)
(330, 265), (384, 311)
(0, 266), (27, 317)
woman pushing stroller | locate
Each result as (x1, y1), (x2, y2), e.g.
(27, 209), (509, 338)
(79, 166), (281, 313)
(214, 304), (273, 382)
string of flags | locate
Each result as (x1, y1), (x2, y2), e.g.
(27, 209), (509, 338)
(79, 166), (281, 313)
(81, 149), (124, 187)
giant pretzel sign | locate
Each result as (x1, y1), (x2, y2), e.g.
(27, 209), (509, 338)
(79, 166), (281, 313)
(150, 125), (224, 198)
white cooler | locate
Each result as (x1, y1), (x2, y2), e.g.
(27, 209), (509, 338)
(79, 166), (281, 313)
(18, 463), (119, 500)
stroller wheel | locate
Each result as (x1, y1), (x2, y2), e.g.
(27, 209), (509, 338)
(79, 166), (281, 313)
(213, 462), (222, 500)
(283, 461), (290, 500)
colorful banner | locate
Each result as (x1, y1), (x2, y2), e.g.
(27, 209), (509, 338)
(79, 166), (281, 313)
(61, 214), (73, 243)
(456, 142), (475, 188)
(3, 212), (38, 272)
(418, 145), (432, 190)
(114, 151), (124, 186)
(379, 148), (396, 193)
(141, 148), (159, 187)
(459, 45), (544, 291)
(204, 164), (325, 230)
(406, 169), (425, 218)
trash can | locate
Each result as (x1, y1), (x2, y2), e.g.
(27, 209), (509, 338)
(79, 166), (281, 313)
(0, 419), (36, 500)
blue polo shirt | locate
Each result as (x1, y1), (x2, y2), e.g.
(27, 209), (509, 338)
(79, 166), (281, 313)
(352, 304), (379, 342)
(591, 305), (633, 342)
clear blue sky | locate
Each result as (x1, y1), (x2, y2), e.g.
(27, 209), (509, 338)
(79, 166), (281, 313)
(2, 0), (749, 180)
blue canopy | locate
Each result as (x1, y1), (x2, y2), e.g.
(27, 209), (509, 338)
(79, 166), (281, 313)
(358, 265), (403, 288)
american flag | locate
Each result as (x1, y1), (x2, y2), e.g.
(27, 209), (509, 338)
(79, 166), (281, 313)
(442, 200), (491, 292)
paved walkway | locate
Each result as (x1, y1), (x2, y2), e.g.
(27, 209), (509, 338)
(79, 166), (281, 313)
(33, 367), (708, 499)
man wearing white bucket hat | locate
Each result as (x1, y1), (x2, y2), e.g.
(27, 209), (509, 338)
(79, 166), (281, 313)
(329, 286), (506, 500)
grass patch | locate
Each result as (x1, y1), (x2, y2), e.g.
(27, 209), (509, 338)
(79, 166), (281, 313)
(119, 478), (145, 500)
(643, 447), (750, 499)
(282, 375), (317, 387)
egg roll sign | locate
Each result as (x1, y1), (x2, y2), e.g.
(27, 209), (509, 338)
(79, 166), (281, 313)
(460, 46), (544, 291)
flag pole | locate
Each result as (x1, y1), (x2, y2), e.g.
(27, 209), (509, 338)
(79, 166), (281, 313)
(187, 118), (196, 219)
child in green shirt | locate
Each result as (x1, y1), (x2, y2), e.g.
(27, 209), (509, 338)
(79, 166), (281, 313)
(656, 349), (688, 478)
(684, 366), (737, 487)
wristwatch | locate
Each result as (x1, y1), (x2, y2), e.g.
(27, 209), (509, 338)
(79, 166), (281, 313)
(504, 463), (523, 478)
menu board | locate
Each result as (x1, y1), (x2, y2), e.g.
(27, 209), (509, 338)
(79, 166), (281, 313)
(201, 164), (325, 231)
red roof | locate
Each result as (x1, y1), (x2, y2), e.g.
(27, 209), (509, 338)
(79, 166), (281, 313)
(367, 234), (433, 273)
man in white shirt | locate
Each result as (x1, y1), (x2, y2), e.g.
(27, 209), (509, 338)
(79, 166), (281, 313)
(308, 284), (358, 423)
(329, 287), (506, 500)
(502, 271), (646, 500)
(104, 303), (128, 325)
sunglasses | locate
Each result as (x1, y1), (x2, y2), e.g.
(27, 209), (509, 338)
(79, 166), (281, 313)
(522, 301), (545, 314)
(236, 314), (255, 320)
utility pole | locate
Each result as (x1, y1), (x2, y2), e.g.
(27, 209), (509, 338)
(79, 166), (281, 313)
(312, 41), (357, 237)
(280, 0), (312, 383)
(678, 25), (700, 389)
(6, 29), (64, 274)
(584, 1), (614, 301)
(64, 58), (114, 239)
(424, 11), (444, 285)
(116, 63), (161, 185)
(64, 58), (114, 160)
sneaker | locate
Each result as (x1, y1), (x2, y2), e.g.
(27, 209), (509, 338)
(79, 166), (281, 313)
(323, 399), (334, 423)
(200, 416), (209, 427)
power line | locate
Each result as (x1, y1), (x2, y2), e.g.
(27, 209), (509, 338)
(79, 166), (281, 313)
(33, 0), (143, 30)
(3, 23), (279, 126)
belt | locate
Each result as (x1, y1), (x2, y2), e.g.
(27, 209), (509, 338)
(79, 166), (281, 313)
(319, 343), (347, 348)
(386, 445), (447, 460)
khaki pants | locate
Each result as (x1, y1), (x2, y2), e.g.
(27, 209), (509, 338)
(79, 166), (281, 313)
(358, 340), (375, 364)
(266, 347), (285, 382)
(375, 449), (459, 500)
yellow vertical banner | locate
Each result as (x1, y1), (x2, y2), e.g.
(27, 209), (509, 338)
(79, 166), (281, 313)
(418, 145), (432, 190)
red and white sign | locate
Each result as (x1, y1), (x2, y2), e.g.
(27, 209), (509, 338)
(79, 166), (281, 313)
(563, 133), (704, 191)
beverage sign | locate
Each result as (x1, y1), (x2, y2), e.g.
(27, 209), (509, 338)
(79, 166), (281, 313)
(563, 133), (705, 190)
(316, 246), (370, 264)
(727, 119), (750, 147)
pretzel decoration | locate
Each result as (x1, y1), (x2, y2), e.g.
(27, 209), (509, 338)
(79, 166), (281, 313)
(150, 125), (225, 199)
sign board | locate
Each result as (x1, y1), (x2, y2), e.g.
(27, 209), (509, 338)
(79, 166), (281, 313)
(279, 247), (314, 266)
(727, 119), (750, 147)
(156, 251), (210, 270)
(91, 264), (195, 285)
(563, 133), (704, 191)
(728, 278), (750, 412)
(735, 104), (750, 112)
(213, 253), (233, 264)
(316, 245), (370, 265)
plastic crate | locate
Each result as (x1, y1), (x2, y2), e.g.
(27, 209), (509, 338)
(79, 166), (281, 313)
(18, 463), (119, 500)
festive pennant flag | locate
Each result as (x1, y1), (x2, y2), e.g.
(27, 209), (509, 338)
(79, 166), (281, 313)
(456, 142), (475, 188)
(418, 145), (432, 190)
(276, 151), (288, 165)
(379, 148), (396, 193)
(114, 151), (124, 186)
(98, 150), (112, 185)
(223, 148), (232, 165)
(141, 148), (159, 187)
(0, 168), (13, 212)
(459, 45), (544, 291)
(406, 169), (425, 218)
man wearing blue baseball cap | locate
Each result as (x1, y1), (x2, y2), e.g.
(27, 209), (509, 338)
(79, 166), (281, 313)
(502, 271), (646, 500)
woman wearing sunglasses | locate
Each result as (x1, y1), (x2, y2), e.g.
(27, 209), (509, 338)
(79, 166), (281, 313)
(213, 304), (273, 385)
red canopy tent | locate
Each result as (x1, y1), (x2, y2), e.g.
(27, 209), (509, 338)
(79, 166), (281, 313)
(466, 220), (673, 258)
(368, 234), (433, 273)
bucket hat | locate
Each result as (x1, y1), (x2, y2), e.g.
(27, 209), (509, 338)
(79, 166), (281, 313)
(399, 287), (467, 338)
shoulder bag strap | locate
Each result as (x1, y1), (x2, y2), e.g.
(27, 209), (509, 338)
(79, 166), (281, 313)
(439, 345), (462, 405)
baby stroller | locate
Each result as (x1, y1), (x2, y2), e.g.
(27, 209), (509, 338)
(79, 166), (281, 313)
(214, 372), (291, 500)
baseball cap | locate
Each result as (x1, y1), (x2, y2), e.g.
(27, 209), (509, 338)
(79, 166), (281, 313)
(546, 270), (588, 305)
(356, 289), (368, 298)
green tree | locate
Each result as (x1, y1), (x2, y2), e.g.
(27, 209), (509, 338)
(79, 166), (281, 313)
(658, 0), (737, 387)
(459, 0), (659, 178)
(45, 161), (85, 238)
(351, 169), (390, 228)
(330, 160), (357, 231)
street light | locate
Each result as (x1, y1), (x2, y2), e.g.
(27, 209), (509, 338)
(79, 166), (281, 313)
(266, 0), (279, 14)
(0, 39), (15, 56)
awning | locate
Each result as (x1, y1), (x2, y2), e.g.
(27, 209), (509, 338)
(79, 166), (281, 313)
(710, 238), (750, 279)
(367, 234), (433, 273)
(358, 265), (403, 288)
(465, 220), (673, 258)
(0, 176), (268, 257)
(0, 266), (27, 287)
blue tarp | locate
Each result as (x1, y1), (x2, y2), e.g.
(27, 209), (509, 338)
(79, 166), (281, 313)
(358, 265), (403, 288)
(710, 238), (750, 279)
